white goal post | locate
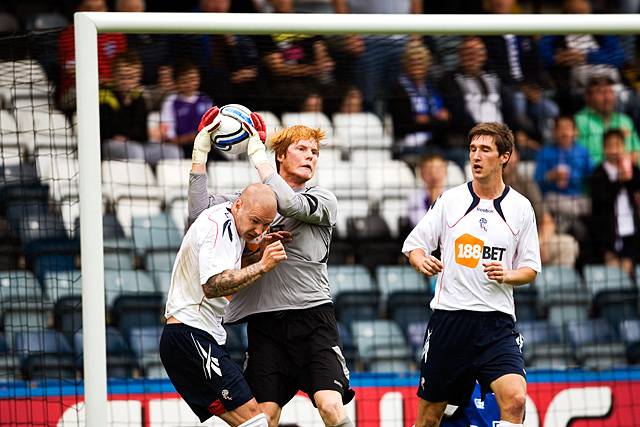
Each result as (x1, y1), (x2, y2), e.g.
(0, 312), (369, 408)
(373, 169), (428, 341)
(74, 11), (640, 426)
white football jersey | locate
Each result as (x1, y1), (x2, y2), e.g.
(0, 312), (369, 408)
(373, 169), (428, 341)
(402, 182), (541, 319)
(165, 202), (245, 344)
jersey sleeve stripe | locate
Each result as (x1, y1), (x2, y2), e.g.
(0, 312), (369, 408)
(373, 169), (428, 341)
(492, 185), (511, 223)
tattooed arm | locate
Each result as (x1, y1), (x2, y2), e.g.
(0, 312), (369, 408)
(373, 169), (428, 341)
(202, 262), (266, 298)
(202, 240), (287, 299)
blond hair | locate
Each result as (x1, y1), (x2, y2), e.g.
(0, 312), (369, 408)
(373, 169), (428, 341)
(267, 125), (325, 171)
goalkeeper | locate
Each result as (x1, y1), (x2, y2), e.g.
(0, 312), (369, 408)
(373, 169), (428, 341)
(188, 107), (355, 427)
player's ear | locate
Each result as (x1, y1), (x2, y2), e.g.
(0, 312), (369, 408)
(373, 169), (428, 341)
(232, 198), (243, 213)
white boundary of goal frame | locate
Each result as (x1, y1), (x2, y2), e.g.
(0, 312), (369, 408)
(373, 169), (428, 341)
(75, 12), (640, 426)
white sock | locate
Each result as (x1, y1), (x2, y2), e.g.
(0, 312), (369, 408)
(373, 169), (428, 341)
(497, 422), (523, 427)
(238, 413), (268, 427)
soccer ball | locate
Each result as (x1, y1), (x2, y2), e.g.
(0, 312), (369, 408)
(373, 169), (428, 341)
(211, 104), (255, 156)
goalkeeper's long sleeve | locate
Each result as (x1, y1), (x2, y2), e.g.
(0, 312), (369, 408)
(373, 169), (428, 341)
(187, 172), (238, 227)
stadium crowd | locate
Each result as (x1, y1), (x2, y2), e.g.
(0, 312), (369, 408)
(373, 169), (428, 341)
(2, 0), (640, 382)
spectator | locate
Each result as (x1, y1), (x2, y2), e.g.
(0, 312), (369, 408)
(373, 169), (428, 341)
(575, 76), (640, 164)
(57, 0), (127, 112)
(144, 64), (175, 112)
(332, 0), (422, 112)
(539, 0), (626, 111)
(198, 0), (264, 108)
(338, 86), (364, 114)
(590, 129), (640, 275)
(481, 0), (558, 147)
(254, 0), (336, 114)
(503, 145), (545, 224)
(534, 116), (592, 230)
(406, 153), (447, 228)
(160, 61), (214, 159)
(539, 210), (580, 267)
(115, 0), (171, 88)
(534, 116), (592, 196)
(100, 51), (181, 166)
(389, 40), (450, 162)
(439, 37), (515, 168)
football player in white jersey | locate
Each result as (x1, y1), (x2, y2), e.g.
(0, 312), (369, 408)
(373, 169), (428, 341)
(160, 183), (286, 427)
(403, 122), (541, 427)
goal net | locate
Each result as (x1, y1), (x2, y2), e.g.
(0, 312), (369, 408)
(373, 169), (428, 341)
(0, 10), (640, 427)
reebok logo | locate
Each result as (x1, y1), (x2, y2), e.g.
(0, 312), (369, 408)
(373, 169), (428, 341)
(476, 207), (494, 213)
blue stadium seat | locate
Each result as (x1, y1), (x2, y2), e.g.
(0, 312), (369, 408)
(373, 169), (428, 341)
(74, 328), (139, 378)
(128, 326), (166, 378)
(351, 320), (414, 372)
(619, 319), (640, 364)
(131, 213), (182, 257)
(43, 270), (81, 302)
(518, 320), (575, 369)
(223, 323), (247, 368)
(534, 265), (583, 296)
(0, 270), (41, 301)
(566, 319), (627, 369)
(336, 321), (359, 371)
(386, 291), (431, 333)
(328, 265), (375, 297)
(329, 265), (380, 326)
(104, 270), (158, 308)
(583, 264), (634, 296)
(0, 270), (49, 345)
(335, 291), (380, 328)
(111, 294), (164, 340)
(32, 254), (76, 283)
(13, 329), (76, 380)
(376, 265), (429, 303)
(593, 288), (638, 329)
(513, 285), (539, 322)
(0, 332), (19, 381)
(54, 295), (82, 343)
(144, 250), (176, 294)
(405, 321), (428, 362)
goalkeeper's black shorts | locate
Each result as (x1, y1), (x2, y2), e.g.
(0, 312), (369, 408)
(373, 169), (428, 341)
(244, 303), (355, 408)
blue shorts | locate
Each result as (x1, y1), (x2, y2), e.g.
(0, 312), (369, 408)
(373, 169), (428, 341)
(418, 310), (525, 406)
(159, 323), (253, 422)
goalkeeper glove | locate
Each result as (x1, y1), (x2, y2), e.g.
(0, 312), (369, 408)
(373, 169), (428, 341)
(192, 106), (221, 164)
(244, 112), (270, 168)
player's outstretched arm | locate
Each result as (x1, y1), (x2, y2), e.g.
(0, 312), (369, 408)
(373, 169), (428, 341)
(202, 241), (287, 298)
(243, 115), (337, 226)
(188, 107), (240, 225)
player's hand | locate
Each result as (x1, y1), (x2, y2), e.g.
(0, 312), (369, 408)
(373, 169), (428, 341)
(260, 241), (287, 272)
(250, 112), (267, 143)
(483, 261), (508, 283)
(242, 121), (269, 168)
(261, 231), (293, 249)
(192, 106), (221, 164)
(410, 251), (443, 277)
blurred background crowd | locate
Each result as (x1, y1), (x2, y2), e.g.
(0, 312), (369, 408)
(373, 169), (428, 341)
(2, 0), (640, 377)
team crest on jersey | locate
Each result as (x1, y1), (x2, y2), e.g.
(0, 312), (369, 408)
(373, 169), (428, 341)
(479, 218), (487, 231)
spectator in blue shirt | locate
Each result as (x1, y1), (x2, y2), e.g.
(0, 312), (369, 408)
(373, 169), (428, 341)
(535, 115), (592, 196)
(534, 115), (592, 233)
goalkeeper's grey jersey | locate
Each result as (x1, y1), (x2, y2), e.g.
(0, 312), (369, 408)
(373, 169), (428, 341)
(188, 172), (337, 323)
